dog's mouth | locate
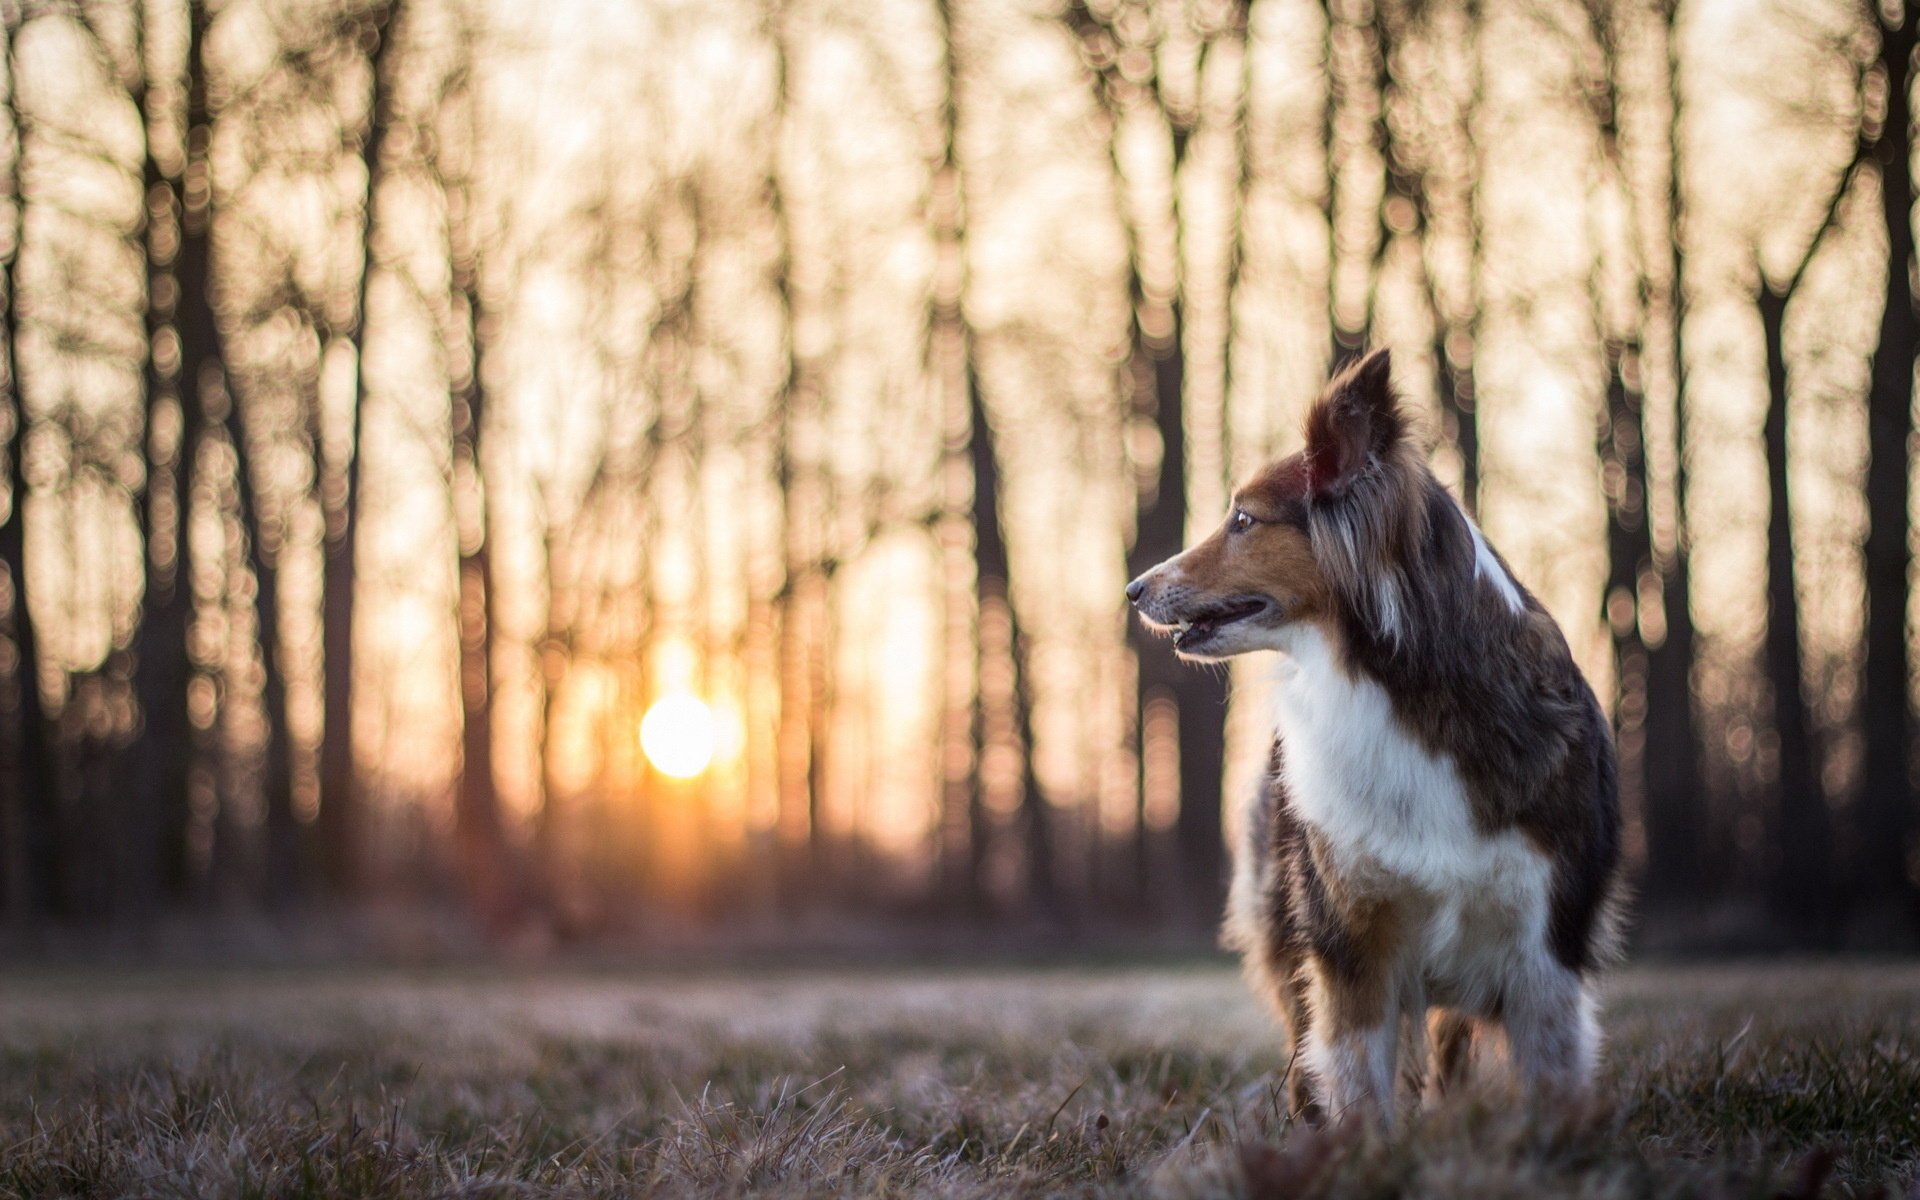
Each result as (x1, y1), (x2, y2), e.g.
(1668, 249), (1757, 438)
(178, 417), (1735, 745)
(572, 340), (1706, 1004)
(1169, 597), (1272, 650)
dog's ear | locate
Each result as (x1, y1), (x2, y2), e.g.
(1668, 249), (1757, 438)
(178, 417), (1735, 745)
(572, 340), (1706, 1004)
(1305, 348), (1402, 496)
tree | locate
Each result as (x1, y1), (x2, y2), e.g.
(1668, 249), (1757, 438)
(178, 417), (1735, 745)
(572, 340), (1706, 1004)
(0, 0), (52, 920)
(1365, 0), (1481, 503)
(1759, 227), (1841, 927)
(1749, 14), (1875, 929)
(1065, 0), (1229, 922)
(227, 349), (300, 903)
(1860, 0), (1919, 929)
(764, 1), (825, 903)
(118, 0), (192, 906)
(1640, 0), (1706, 910)
(427, 18), (520, 925)
(930, 0), (1055, 915)
(316, 0), (397, 897)
(121, 0), (224, 906)
(1580, 0), (1694, 911)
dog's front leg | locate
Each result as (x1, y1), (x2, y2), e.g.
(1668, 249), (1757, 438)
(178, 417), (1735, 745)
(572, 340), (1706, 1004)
(1302, 958), (1401, 1123)
(1425, 1007), (1476, 1100)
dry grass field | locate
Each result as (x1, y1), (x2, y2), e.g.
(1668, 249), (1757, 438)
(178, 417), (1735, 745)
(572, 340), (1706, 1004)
(0, 959), (1916, 1197)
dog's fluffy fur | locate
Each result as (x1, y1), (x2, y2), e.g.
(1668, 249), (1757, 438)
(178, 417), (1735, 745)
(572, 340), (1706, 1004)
(1126, 349), (1623, 1120)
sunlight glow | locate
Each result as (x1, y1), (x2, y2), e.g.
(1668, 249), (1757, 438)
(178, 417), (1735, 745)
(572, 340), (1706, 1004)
(640, 693), (717, 779)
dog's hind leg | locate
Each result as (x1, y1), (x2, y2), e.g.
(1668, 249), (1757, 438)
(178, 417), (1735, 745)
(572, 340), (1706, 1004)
(1501, 963), (1598, 1096)
(1425, 1008), (1475, 1100)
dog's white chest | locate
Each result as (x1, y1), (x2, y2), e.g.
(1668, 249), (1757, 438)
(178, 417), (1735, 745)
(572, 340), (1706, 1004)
(1269, 625), (1484, 880)
(1267, 625), (1551, 977)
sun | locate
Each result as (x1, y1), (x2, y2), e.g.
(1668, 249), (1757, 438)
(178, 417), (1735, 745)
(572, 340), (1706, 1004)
(640, 693), (717, 779)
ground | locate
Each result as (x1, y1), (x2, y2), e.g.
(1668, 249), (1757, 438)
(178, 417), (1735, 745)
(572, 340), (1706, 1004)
(0, 959), (1916, 1198)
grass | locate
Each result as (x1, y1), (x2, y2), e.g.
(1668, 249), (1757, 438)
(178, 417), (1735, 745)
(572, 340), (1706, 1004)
(0, 959), (1916, 1197)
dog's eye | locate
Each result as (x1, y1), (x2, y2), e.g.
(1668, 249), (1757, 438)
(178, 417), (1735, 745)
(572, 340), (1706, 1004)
(1230, 508), (1255, 534)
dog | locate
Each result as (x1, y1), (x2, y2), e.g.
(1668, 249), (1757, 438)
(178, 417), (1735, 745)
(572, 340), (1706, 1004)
(1125, 348), (1622, 1121)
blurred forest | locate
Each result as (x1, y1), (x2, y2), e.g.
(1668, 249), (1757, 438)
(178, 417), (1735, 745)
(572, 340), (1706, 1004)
(1, 0), (1918, 951)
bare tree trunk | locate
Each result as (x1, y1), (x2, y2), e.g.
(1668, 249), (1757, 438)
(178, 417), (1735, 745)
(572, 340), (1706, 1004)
(0, 364), (42, 924)
(318, 478), (361, 890)
(1581, 0), (1659, 908)
(534, 523), (571, 912)
(929, 0), (984, 916)
(0, 13), (50, 920)
(318, 0), (396, 899)
(1219, 2), (1252, 495)
(456, 527), (509, 917)
(966, 375), (1055, 915)
(1065, 1), (1227, 924)
(318, 410), (362, 892)
(125, 0), (221, 907)
(452, 278), (516, 928)
(1600, 341), (1653, 844)
(154, 0), (301, 908)
(763, 4), (824, 909)
(1445, 1), (1483, 507)
(1641, 8), (1705, 909)
(1862, 1), (1919, 929)
(1759, 281), (1831, 928)
(1751, 125), (1868, 927)
(1123, 282), (1225, 921)
(1151, 303), (1227, 923)
(806, 563), (833, 894)
(106, 0), (173, 913)
(1641, 529), (1701, 899)
(932, 0), (1054, 917)
(1328, 0), (1392, 354)
(774, 563), (816, 902)
(227, 386), (300, 905)
(1374, 3), (1480, 508)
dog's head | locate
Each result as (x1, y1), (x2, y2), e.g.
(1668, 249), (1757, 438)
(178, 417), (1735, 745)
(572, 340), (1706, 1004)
(1125, 348), (1410, 660)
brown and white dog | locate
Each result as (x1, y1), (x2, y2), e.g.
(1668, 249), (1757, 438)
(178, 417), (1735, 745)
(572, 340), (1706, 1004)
(1126, 349), (1622, 1120)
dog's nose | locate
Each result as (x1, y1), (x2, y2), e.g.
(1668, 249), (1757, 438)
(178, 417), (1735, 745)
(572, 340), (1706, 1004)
(1125, 576), (1147, 606)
